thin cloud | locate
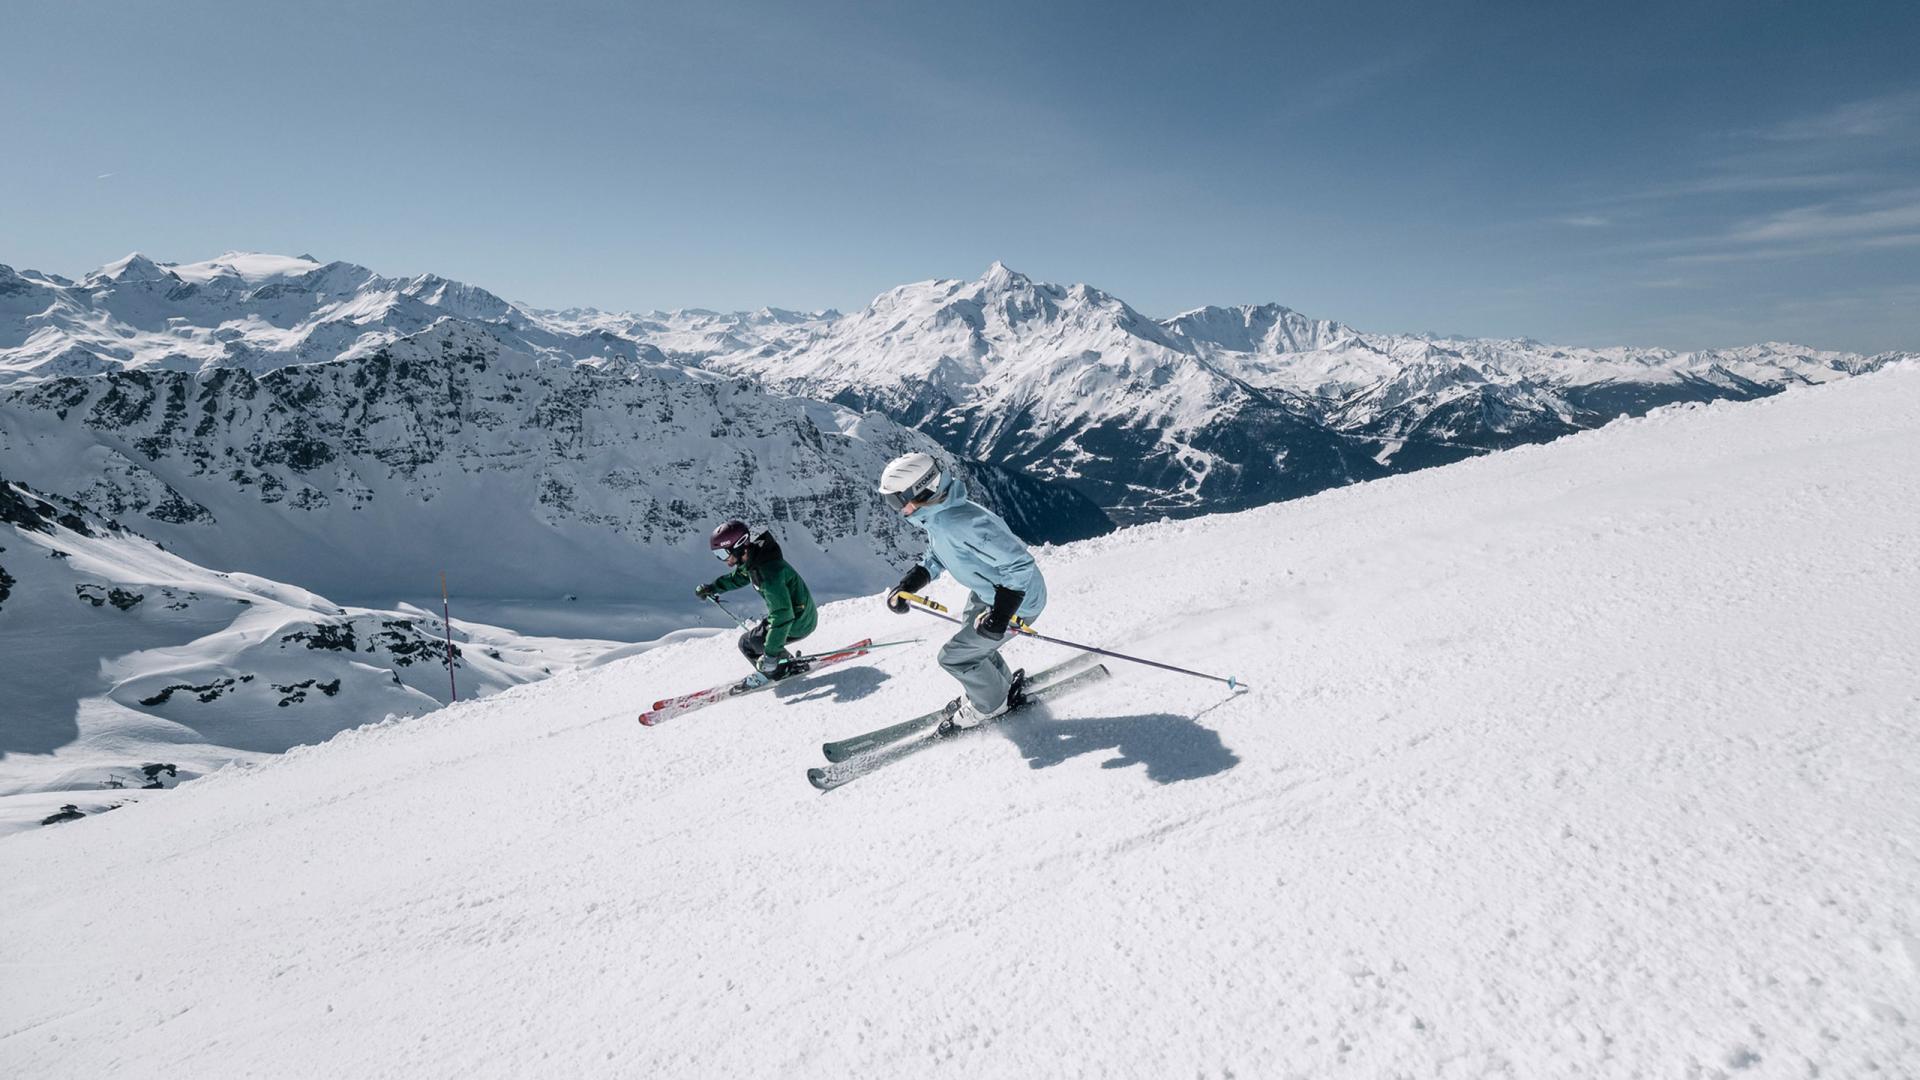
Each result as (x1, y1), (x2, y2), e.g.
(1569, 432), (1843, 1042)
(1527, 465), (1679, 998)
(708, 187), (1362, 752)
(1724, 191), (1920, 245)
(1609, 187), (1920, 264)
(1759, 89), (1920, 141)
(1596, 170), (1878, 204)
(1558, 214), (1611, 227)
(1665, 233), (1920, 265)
(1565, 89), (1920, 222)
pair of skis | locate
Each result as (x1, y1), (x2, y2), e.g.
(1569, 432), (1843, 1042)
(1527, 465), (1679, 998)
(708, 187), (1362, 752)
(638, 638), (908, 726)
(807, 655), (1111, 791)
(636, 639), (1115, 792)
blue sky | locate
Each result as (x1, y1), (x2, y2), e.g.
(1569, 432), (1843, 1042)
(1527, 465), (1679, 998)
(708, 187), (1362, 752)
(4, 0), (1917, 351)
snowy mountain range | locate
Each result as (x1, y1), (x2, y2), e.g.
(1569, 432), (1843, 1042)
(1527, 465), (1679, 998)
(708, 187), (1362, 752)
(693, 262), (1909, 520)
(0, 256), (1110, 628)
(5, 252), (1905, 538)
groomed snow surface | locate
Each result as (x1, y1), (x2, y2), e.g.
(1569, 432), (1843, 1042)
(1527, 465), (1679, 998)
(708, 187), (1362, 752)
(5, 367), (1918, 1078)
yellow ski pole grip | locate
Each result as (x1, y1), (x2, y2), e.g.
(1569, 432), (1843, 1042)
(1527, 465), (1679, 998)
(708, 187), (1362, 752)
(899, 591), (949, 614)
(903, 592), (1035, 630)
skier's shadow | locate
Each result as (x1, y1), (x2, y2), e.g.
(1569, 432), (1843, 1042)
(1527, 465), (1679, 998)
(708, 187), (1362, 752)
(774, 665), (889, 706)
(996, 710), (1239, 784)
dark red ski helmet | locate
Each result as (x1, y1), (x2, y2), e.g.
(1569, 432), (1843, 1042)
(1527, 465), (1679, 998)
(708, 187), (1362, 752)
(709, 520), (751, 560)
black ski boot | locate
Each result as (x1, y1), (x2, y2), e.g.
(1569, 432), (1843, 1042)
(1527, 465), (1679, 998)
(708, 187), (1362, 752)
(1005, 668), (1028, 710)
(933, 696), (966, 739)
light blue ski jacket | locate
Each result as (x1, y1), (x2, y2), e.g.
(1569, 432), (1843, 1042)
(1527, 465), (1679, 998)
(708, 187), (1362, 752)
(906, 473), (1047, 621)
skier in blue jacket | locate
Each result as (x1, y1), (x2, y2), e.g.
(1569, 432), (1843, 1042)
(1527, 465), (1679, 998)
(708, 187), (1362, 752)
(878, 452), (1047, 734)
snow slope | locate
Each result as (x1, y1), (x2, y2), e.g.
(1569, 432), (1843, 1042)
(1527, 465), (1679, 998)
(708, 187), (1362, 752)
(3, 366), (1917, 1077)
(0, 481), (625, 837)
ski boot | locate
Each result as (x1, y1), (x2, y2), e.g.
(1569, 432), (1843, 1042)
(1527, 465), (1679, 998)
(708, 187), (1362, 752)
(737, 651), (806, 692)
(935, 669), (1026, 737)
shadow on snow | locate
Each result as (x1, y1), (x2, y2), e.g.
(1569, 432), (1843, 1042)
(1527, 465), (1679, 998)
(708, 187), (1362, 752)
(773, 664), (890, 707)
(996, 708), (1240, 784)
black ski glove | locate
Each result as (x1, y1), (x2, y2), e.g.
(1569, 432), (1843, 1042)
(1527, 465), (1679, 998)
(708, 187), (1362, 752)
(977, 586), (1025, 638)
(886, 565), (933, 613)
(695, 583), (717, 600)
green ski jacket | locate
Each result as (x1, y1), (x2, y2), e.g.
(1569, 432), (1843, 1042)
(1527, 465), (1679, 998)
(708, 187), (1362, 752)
(706, 532), (816, 655)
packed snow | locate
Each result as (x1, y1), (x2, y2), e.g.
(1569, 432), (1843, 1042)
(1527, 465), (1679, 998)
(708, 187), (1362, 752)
(3, 364), (1915, 1076)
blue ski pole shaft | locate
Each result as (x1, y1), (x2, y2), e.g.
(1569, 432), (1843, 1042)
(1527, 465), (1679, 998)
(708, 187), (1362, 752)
(801, 637), (924, 660)
(898, 592), (1245, 690)
(706, 594), (755, 630)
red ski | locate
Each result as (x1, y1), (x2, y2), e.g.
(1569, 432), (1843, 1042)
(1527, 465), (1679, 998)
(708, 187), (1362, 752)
(638, 639), (876, 726)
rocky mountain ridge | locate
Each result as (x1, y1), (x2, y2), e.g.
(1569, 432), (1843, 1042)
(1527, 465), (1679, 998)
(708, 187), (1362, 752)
(5, 251), (1906, 535)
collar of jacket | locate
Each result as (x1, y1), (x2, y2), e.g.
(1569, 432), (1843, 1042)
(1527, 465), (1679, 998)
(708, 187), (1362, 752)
(905, 473), (968, 524)
(743, 531), (783, 565)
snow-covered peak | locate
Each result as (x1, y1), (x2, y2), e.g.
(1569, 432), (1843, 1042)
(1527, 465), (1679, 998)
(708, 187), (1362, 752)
(0, 263), (35, 297)
(85, 252), (178, 286)
(1165, 302), (1359, 355)
(979, 259), (1027, 290)
(286, 259), (380, 296)
(165, 252), (325, 285)
(752, 305), (837, 324)
(400, 274), (513, 322)
(0, 253), (660, 386)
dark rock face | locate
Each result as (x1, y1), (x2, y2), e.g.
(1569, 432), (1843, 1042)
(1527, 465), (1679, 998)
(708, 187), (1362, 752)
(41, 804), (87, 826)
(141, 675), (255, 707)
(960, 458), (1114, 543)
(75, 585), (146, 611)
(273, 678), (344, 707)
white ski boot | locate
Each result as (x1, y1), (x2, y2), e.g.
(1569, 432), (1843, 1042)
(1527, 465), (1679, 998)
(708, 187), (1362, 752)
(934, 669), (1026, 738)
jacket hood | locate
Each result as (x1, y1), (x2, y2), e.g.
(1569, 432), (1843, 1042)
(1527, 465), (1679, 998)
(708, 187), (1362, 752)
(745, 530), (783, 564)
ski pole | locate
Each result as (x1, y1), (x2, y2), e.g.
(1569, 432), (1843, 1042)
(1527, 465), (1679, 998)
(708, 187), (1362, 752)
(897, 592), (1245, 690)
(705, 593), (756, 630)
(710, 595), (924, 659)
(798, 637), (924, 661)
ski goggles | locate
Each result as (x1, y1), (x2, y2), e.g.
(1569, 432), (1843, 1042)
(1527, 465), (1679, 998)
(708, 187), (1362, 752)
(712, 545), (743, 561)
(882, 486), (939, 512)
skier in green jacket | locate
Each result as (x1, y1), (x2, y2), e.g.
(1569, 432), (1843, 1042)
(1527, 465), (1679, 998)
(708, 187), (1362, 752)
(695, 520), (818, 681)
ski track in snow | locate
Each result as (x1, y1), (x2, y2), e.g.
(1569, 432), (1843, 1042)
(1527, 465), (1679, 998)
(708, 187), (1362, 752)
(4, 368), (1919, 1077)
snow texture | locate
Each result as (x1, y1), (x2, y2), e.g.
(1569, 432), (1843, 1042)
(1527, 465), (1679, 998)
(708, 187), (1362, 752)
(3, 364), (1916, 1077)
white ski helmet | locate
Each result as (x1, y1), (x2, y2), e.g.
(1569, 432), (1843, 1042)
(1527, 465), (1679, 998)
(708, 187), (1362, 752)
(879, 452), (943, 511)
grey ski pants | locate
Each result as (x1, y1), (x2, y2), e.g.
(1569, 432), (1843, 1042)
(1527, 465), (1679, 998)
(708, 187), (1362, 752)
(938, 595), (1016, 712)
